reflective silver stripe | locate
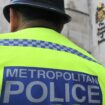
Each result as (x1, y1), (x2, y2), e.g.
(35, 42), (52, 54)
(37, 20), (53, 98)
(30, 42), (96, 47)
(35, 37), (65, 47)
(0, 39), (97, 63)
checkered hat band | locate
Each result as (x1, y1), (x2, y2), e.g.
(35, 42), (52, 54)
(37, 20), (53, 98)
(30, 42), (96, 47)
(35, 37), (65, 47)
(0, 39), (97, 63)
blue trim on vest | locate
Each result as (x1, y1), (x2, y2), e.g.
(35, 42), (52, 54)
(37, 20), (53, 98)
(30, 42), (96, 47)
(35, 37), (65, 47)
(0, 39), (97, 63)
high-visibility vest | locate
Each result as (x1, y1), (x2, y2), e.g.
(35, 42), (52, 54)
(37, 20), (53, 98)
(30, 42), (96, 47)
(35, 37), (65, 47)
(0, 27), (105, 105)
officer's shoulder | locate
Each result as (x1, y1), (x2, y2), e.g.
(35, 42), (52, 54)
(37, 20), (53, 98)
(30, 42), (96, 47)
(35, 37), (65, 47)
(59, 33), (96, 60)
(0, 31), (18, 39)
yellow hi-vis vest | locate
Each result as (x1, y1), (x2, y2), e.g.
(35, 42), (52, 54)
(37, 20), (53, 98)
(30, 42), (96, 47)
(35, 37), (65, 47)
(0, 28), (105, 105)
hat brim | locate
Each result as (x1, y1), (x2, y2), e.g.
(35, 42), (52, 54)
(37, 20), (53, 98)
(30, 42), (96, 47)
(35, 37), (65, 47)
(3, 2), (71, 24)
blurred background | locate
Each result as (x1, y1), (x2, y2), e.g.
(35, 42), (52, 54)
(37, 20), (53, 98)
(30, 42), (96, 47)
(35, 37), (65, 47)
(0, 0), (105, 66)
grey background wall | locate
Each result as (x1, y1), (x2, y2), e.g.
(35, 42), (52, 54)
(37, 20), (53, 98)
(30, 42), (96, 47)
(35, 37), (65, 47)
(0, 0), (9, 32)
(0, 0), (105, 66)
(63, 0), (92, 53)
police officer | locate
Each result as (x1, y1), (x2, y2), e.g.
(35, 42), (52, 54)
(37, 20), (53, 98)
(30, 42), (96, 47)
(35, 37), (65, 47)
(0, 0), (105, 105)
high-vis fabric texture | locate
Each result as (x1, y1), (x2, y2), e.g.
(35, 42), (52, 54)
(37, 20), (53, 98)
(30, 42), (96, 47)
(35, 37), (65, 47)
(0, 28), (105, 105)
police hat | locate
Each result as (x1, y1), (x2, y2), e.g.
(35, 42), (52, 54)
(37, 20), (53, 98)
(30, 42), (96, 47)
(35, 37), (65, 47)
(3, 0), (71, 23)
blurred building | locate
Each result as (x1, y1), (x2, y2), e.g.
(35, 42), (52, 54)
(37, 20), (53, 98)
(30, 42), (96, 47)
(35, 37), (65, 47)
(0, 0), (105, 66)
(63, 0), (105, 66)
(0, 0), (9, 32)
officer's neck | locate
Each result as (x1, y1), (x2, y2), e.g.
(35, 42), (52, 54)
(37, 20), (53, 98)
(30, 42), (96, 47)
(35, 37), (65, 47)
(17, 20), (62, 33)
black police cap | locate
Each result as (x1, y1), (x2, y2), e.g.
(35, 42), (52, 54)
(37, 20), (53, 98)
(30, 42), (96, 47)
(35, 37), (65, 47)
(3, 0), (71, 23)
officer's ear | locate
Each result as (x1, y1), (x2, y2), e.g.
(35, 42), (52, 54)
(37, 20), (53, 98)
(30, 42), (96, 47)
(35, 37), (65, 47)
(10, 8), (20, 32)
